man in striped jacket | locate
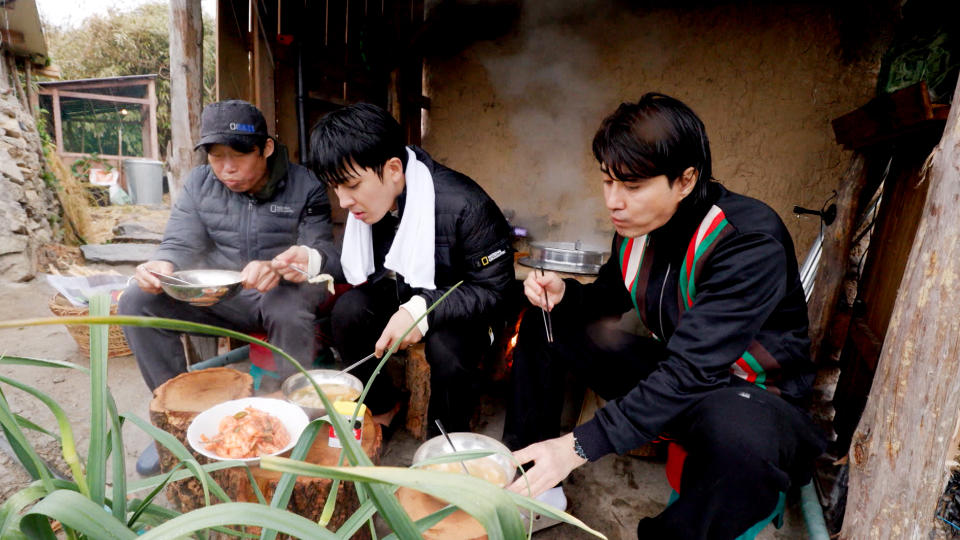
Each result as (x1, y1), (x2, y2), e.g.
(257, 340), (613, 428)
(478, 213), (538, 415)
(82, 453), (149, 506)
(503, 93), (826, 538)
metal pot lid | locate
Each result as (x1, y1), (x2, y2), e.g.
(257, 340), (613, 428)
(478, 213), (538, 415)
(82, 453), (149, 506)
(518, 241), (608, 275)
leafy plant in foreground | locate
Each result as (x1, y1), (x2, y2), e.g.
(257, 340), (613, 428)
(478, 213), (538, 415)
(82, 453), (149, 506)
(0, 287), (605, 539)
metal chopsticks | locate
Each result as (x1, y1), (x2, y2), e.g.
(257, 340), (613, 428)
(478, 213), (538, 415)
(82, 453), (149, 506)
(335, 352), (377, 376)
(538, 264), (554, 343)
(435, 419), (471, 475)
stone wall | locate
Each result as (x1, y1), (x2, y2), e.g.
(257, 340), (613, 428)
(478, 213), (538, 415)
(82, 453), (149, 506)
(421, 2), (886, 259)
(0, 88), (59, 282)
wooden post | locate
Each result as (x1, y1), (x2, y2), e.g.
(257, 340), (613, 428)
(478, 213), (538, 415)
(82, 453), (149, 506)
(147, 79), (159, 160)
(250, 0), (260, 109)
(25, 62), (37, 117)
(52, 88), (63, 153)
(0, 51), (8, 91)
(806, 153), (868, 363)
(841, 80), (960, 537)
(168, 0), (205, 202)
(215, 0), (250, 101)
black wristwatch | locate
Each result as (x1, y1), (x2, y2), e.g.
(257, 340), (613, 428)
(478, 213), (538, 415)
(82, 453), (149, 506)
(573, 433), (588, 460)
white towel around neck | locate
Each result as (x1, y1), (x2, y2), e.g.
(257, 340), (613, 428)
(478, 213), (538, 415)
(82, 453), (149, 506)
(340, 147), (436, 289)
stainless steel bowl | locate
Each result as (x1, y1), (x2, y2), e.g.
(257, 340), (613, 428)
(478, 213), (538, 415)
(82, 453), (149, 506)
(159, 269), (243, 307)
(518, 241), (608, 275)
(412, 432), (516, 487)
(281, 369), (365, 419)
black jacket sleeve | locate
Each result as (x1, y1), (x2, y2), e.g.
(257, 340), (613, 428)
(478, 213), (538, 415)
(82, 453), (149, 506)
(573, 230), (789, 459)
(415, 197), (514, 326)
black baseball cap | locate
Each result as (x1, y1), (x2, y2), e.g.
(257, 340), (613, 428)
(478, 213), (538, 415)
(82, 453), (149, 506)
(194, 100), (269, 150)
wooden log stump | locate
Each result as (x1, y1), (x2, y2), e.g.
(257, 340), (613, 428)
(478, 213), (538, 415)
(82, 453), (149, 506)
(396, 487), (487, 540)
(404, 344), (431, 440)
(149, 367), (253, 511)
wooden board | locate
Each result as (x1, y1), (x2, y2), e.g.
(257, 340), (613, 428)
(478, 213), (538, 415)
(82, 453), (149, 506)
(832, 81), (947, 150)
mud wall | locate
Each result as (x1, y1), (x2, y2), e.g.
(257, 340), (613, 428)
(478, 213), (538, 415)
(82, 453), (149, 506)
(421, 2), (883, 257)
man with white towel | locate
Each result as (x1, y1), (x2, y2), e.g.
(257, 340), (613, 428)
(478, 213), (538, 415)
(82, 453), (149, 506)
(309, 103), (514, 433)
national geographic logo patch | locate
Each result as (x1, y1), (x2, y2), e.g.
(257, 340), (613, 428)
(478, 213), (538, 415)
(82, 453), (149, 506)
(479, 248), (506, 267)
(270, 204), (294, 214)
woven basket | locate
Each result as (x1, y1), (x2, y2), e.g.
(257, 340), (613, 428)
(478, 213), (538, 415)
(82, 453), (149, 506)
(47, 294), (132, 358)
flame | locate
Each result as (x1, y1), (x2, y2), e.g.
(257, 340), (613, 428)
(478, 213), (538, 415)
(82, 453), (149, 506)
(510, 333), (518, 348)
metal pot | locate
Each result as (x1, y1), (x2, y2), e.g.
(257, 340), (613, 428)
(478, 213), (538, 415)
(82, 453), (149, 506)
(412, 432), (516, 487)
(518, 241), (607, 275)
(281, 369), (364, 419)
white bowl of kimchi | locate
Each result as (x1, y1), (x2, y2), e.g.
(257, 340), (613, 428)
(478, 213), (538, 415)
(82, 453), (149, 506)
(186, 397), (309, 462)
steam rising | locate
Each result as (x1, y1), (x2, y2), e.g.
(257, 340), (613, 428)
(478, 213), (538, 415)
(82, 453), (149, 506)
(478, 2), (616, 249)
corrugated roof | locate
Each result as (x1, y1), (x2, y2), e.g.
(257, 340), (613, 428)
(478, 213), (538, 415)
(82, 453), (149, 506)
(0, 0), (47, 58)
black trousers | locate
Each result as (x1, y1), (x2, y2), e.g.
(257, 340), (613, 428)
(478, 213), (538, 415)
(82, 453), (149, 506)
(119, 281), (328, 391)
(503, 312), (825, 540)
(330, 279), (489, 432)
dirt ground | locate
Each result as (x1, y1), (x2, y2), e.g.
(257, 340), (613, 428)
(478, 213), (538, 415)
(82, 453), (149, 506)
(0, 203), (808, 538)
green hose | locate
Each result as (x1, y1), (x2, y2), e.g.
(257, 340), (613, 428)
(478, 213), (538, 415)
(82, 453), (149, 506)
(801, 481), (831, 539)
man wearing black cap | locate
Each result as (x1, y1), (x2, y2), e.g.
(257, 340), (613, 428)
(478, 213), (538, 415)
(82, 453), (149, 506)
(119, 100), (341, 394)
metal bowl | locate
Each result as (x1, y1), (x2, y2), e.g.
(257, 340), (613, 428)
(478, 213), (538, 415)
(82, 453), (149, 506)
(160, 269), (243, 307)
(281, 369), (365, 419)
(412, 432), (516, 487)
(518, 241), (608, 275)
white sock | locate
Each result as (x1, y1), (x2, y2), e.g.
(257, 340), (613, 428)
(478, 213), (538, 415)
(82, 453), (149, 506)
(535, 486), (567, 512)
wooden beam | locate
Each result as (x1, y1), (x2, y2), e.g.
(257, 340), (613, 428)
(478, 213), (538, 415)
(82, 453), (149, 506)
(833, 82), (945, 150)
(46, 90), (149, 106)
(846, 318), (882, 372)
(168, 0), (205, 201)
(25, 61), (37, 116)
(0, 29), (25, 45)
(37, 78), (155, 92)
(842, 79), (960, 536)
(35, 65), (61, 79)
(7, 55), (27, 111)
(807, 152), (867, 363)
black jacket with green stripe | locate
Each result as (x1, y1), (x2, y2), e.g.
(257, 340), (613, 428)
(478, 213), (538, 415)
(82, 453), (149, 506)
(569, 181), (816, 460)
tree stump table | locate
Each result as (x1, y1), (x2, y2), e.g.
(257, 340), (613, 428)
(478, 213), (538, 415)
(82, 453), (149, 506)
(149, 367), (254, 511)
(149, 368), (383, 539)
(396, 487), (488, 540)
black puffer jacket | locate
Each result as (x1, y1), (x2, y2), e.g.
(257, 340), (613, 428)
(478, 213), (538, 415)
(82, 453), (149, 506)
(366, 146), (514, 326)
(153, 146), (342, 278)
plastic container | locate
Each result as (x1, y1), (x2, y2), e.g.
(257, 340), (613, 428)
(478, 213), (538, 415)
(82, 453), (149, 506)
(123, 158), (164, 205)
(322, 401), (366, 449)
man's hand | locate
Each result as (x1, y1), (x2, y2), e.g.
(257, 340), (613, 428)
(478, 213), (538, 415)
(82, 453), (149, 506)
(241, 260), (281, 292)
(523, 270), (565, 311)
(374, 309), (423, 357)
(134, 260), (175, 294)
(506, 433), (587, 498)
(271, 246), (310, 283)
